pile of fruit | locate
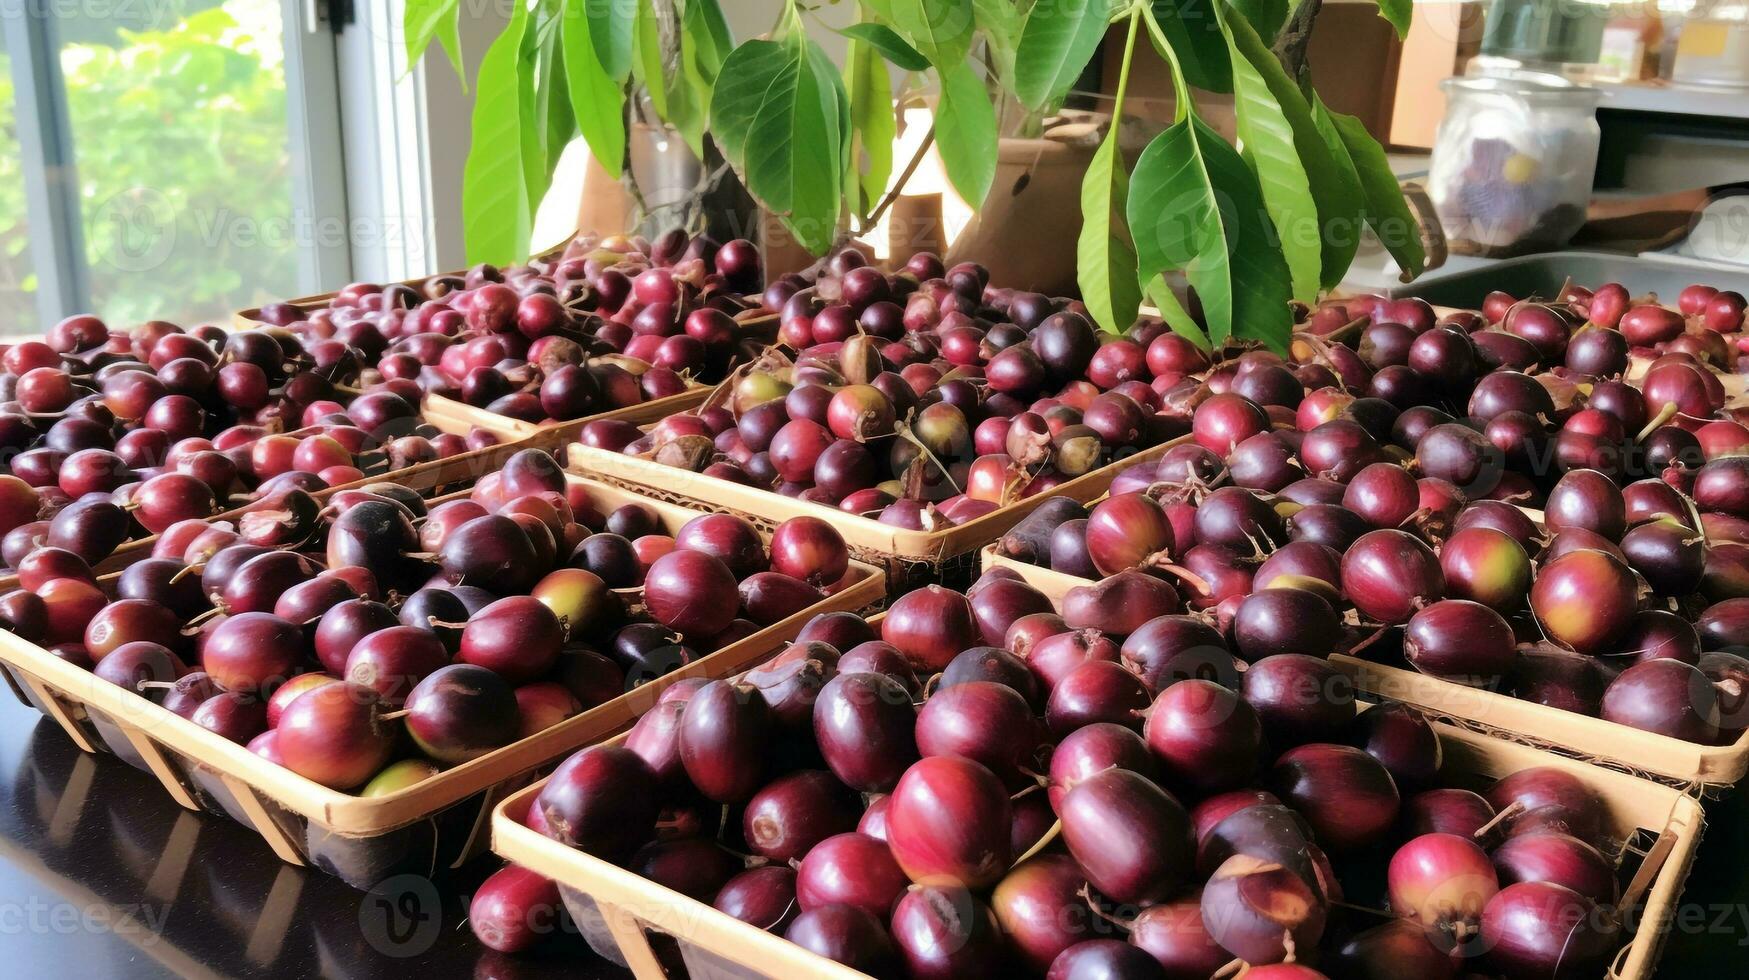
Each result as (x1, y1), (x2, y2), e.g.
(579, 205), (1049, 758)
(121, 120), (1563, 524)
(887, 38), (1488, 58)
(501, 577), (1642, 979)
(0, 313), (503, 575)
(254, 231), (773, 424)
(579, 255), (1216, 529)
(7, 239), (1748, 978)
(989, 302), (1749, 744)
(0, 447), (857, 794)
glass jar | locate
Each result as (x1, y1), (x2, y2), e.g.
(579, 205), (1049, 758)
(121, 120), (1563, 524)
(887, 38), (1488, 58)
(1428, 76), (1601, 257)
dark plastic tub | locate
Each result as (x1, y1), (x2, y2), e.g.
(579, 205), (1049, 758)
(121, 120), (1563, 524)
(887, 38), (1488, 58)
(1387, 251), (1749, 308)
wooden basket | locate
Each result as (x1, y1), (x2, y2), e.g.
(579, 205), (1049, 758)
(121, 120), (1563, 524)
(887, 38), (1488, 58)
(490, 707), (1701, 980)
(567, 436), (1191, 595)
(984, 549), (1749, 790)
(0, 389), (709, 593)
(979, 542), (1093, 592)
(1332, 659), (1749, 789)
(0, 479), (886, 889)
(421, 384), (714, 447)
(229, 238), (578, 330)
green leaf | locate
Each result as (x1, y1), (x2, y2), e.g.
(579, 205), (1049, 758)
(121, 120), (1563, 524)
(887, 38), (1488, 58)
(685, 0), (735, 82)
(1014, 0), (1115, 111)
(1143, 274), (1210, 347)
(839, 22), (931, 72)
(518, 13), (547, 215)
(1376, 0), (1412, 39)
(710, 36), (846, 255)
(974, 0), (1027, 87)
(845, 36), (897, 216)
(539, 21), (576, 184)
(934, 60), (997, 209)
(812, 38), (855, 204)
(1224, 11), (1363, 289)
(1077, 129), (1141, 336)
(463, 1), (532, 265)
(562, 1), (626, 178)
(586, 0), (634, 82)
(668, 43), (708, 159)
(868, 0), (976, 67)
(1148, 0), (1231, 93)
(1218, 6), (1318, 301)
(405, 0), (463, 76)
(631, 0), (667, 120)
(1126, 115), (1293, 349)
(1229, 0), (1288, 44)
(1313, 93), (1426, 280)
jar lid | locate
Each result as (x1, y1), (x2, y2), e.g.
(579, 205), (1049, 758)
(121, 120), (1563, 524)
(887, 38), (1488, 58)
(1442, 74), (1603, 106)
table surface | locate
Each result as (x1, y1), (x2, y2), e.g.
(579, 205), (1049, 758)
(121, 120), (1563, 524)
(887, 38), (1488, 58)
(0, 691), (629, 980)
(1, 682), (1746, 977)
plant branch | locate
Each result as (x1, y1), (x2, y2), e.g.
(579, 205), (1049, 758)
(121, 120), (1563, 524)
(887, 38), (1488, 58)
(1273, 0), (1324, 83)
(851, 124), (937, 235)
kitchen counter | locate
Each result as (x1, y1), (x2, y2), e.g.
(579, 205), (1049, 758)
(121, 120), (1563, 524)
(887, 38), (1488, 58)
(0, 691), (626, 979)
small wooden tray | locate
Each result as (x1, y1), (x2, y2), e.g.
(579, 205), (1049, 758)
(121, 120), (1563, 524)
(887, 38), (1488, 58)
(0, 478), (886, 888)
(492, 678), (1701, 980)
(567, 436), (1191, 595)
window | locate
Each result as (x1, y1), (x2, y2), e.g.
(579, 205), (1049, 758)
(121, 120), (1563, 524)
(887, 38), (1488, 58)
(2, 0), (353, 337)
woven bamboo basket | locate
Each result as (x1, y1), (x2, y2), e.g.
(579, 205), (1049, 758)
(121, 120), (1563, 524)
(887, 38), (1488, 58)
(489, 615), (1702, 980)
(0, 478), (886, 889)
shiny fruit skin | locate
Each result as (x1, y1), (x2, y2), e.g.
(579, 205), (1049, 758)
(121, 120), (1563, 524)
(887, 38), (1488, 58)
(795, 832), (909, 917)
(1269, 743), (1401, 852)
(813, 671), (918, 792)
(742, 769), (862, 863)
(360, 758), (441, 796)
(1059, 767), (1193, 905)
(1144, 679), (1264, 794)
(458, 596), (564, 684)
(1479, 882), (1616, 980)
(1440, 525), (1532, 612)
(275, 683), (399, 790)
(201, 612), (305, 694)
(678, 679), (773, 802)
(1530, 550), (1639, 656)
(404, 663), (523, 764)
(469, 865), (564, 953)
(886, 756), (1013, 889)
(1341, 529), (1445, 624)
(643, 549), (740, 638)
(890, 885), (1005, 980)
(991, 854), (1097, 972)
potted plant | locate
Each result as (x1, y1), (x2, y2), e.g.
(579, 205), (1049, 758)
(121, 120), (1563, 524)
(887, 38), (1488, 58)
(407, 0), (1428, 351)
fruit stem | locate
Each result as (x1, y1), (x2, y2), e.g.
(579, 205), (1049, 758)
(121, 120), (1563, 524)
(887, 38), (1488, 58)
(1344, 623), (1394, 657)
(1472, 799), (1526, 841)
(1010, 819), (1062, 868)
(1636, 401), (1680, 443)
(1077, 883), (1133, 928)
(1211, 958), (1246, 980)
(1152, 559), (1212, 598)
(181, 603), (226, 631)
(378, 708), (412, 721)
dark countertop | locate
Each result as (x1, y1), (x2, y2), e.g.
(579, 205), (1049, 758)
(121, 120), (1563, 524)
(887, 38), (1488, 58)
(1, 684), (1745, 977)
(0, 691), (627, 980)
